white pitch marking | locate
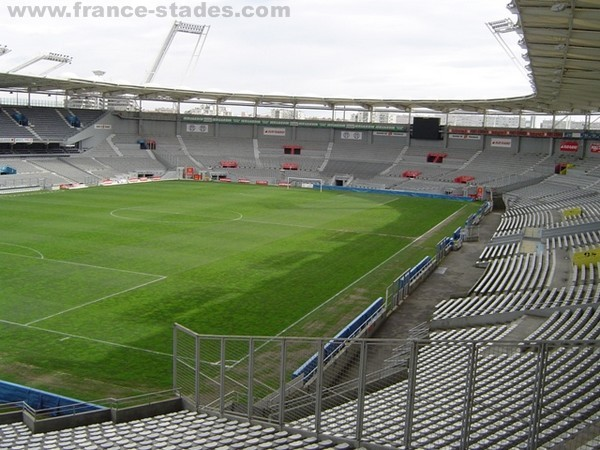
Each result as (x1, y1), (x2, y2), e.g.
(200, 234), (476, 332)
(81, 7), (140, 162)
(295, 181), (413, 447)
(274, 204), (470, 336)
(0, 319), (172, 358)
(0, 249), (164, 278)
(0, 247), (167, 325)
(109, 206), (243, 224)
(25, 275), (166, 326)
(0, 242), (45, 259)
(229, 204), (471, 366)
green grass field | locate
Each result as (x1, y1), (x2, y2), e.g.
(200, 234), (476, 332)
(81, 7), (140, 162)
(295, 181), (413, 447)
(0, 181), (479, 400)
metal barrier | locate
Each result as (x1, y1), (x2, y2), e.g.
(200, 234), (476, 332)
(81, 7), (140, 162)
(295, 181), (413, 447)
(173, 327), (599, 449)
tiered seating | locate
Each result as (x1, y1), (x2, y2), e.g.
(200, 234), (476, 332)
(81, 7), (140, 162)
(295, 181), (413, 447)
(292, 318), (598, 448)
(470, 251), (551, 295)
(257, 139), (327, 173)
(288, 167), (599, 448)
(432, 284), (600, 321)
(0, 108), (37, 140)
(0, 410), (356, 449)
(67, 108), (105, 128)
(181, 136), (256, 169)
(16, 107), (80, 141)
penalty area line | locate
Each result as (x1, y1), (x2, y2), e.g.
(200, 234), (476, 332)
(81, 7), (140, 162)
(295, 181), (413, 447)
(0, 319), (173, 358)
(25, 275), (167, 326)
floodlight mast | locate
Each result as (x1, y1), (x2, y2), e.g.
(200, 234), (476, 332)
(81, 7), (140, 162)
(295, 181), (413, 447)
(145, 21), (210, 84)
(486, 18), (528, 77)
(7, 52), (73, 75)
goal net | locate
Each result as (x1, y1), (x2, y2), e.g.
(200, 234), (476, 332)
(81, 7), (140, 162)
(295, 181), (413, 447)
(287, 177), (324, 192)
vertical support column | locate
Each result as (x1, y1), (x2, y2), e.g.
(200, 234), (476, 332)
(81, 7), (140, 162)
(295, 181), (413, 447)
(219, 337), (226, 416)
(459, 342), (478, 449)
(403, 340), (419, 449)
(172, 325), (178, 392)
(444, 112), (449, 149)
(528, 342), (549, 449)
(407, 108), (412, 147)
(176, 107), (181, 135)
(247, 338), (255, 421)
(315, 340), (325, 436)
(278, 339), (288, 427)
(355, 340), (369, 445)
(195, 334), (201, 410)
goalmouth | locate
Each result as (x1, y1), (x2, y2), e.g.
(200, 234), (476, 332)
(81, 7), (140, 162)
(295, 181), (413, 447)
(287, 177), (324, 192)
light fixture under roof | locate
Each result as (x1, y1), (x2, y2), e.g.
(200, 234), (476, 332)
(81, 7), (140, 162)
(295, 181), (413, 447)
(551, 3), (568, 12)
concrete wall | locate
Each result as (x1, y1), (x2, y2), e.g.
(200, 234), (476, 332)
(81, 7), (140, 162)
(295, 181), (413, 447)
(296, 127), (330, 142)
(219, 123), (253, 138)
(448, 135), (483, 150)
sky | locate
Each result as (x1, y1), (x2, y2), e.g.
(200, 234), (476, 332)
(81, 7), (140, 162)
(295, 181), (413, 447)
(0, 0), (531, 100)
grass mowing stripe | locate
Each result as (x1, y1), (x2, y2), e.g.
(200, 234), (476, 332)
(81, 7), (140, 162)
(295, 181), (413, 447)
(0, 182), (479, 398)
(0, 319), (173, 357)
(26, 274), (167, 326)
(253, 203), (471, 346)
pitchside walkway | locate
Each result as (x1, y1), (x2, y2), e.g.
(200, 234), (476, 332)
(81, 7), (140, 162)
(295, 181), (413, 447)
(374, 210), (503, 340)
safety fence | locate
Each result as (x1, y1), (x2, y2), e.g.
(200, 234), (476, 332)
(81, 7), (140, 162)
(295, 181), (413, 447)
(173, 327), (599, 449)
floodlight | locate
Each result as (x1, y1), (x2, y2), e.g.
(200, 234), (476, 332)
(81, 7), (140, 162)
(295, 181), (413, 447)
(174, 22), (208, 34)
(46, 52), (73, 63)
(0, 45), (10, 57)
(551, 3), (568, 12)
(145, 21), (210, 84)
(486, 19), (528, 77)
(8, 51), (73, 75)
(487, 18), (518, 33)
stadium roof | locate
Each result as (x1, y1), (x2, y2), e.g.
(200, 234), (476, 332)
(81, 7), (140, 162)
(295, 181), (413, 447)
(515, 0), (600, 113)
(0, 0), (598, 115)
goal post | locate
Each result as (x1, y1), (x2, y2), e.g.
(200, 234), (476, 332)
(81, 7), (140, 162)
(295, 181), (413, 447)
(287, 177), (324, 192)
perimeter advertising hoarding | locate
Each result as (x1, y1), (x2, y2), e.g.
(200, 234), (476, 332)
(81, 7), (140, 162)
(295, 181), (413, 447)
(491, 138), (512, 148)
(560, 141), (579, 152)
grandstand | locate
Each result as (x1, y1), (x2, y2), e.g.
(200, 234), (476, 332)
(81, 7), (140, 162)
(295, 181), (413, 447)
(1, 0), (599, 448)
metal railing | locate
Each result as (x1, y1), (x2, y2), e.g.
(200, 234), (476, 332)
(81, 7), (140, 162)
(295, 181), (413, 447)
(13, 389), (180, 422)
(173, 327), (600, 449)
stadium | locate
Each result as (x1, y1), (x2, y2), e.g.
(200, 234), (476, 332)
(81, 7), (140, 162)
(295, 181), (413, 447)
(0, 1), (599, 449)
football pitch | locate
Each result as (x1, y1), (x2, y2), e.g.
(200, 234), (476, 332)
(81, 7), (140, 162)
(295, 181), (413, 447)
(0, 181), (479, 399)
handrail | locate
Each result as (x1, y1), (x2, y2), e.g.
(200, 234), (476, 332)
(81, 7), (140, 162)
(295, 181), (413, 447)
(20, 389), (180, 420)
